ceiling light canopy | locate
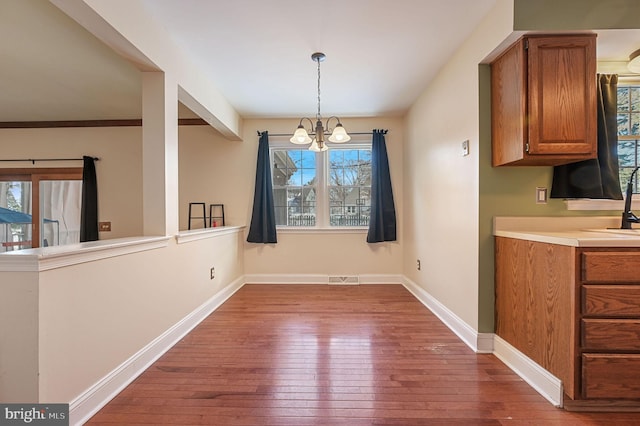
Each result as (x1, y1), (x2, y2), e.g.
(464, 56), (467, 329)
(290, 52), (350, 152)
(629, 48), (640, 73)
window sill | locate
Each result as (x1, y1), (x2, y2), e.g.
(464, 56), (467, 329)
(276, 227), (368, 234)
(565, 198), (640, 211)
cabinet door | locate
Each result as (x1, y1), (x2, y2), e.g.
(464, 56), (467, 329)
(527, 35), (597, 157)
(491, 38), (527, 166)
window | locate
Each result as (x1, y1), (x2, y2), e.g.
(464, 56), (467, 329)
(271, 143), (371, 228)
(0, 168), (82, 251)
(328, 149), (371, 226)
(617, 84), (640, 193)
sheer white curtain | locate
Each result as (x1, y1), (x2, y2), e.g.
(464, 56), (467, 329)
(40, 181), (82, 246)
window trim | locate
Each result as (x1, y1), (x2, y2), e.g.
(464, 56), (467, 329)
(269, 136), (372, 230)
(0, 167), (83, 248)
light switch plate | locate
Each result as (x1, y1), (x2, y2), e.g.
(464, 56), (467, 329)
(462, 140), (470, 156)
(536, 187), (548, 204)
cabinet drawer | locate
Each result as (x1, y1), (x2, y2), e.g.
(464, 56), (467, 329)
(583, 285), (640, 317)
(583, 354), (640, 399)
(582, 319), (640, 350)
(582, 252), (640, 283)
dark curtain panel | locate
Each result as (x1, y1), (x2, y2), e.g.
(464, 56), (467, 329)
(80, 156), (99, 242)
(247, 131), (277, 243)
(550, 74), (622, 199)
(367, 129), (397, 243)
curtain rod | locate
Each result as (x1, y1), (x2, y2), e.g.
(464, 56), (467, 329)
(0, 157), (99, 165)
(257, 131), (388, 137)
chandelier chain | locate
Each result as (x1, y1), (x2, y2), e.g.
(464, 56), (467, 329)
(316, 57), (321, 121)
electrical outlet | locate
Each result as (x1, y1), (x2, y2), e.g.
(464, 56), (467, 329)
(210, 267), (215, 280)
(417, 259), (421, 271)
(98, 221), (111, 232)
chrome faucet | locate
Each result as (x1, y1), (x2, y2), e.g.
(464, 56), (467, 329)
(622, 166), (640, 229)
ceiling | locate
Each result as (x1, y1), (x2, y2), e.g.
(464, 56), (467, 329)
(1, 0), (639, 123)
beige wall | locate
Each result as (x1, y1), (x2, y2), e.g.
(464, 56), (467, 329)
(0, 127), (144, 239)
(403, 0), (514, 331)
(178, 117), (404, 277)
(0, 272), (39, 402)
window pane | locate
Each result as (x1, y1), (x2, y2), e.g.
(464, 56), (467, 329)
(619, 141), (636, 167)
(272, 149), (316, 226)
(0, 181), (33, 251)
(632, 87), (640, 112)
(618, 87), (630, 112)
(618, 114), (630, 136)
(328, 147), (371, 227)
(632, 113), (640, 136)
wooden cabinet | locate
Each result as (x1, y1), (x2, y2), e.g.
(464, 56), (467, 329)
(495, 238), (640, 407)
(580, 250), (640, 400)
(491, 34), (597, 166)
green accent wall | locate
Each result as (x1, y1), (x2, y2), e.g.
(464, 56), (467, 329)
(514, 0), (640, 31)
(477, 0), (640, 333)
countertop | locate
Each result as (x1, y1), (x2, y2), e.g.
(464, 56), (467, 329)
(494, 216), (640, 247)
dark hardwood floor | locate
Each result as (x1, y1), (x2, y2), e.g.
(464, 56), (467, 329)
(87, 284), (640, 425)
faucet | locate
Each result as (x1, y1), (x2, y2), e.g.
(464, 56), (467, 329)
(621, 166), (640, 229)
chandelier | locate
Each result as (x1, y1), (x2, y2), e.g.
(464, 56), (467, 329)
(290, 52), (350, 152)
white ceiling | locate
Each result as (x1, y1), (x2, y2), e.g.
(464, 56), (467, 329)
(1, 0), (639, 123)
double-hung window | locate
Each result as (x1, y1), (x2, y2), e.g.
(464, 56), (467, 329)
(617, 84), (640, 193)
(271, 139), (372, 229)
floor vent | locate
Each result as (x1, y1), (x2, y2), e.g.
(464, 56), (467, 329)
(328, 276), (360, 285)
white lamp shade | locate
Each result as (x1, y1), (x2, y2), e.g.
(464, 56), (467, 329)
(309, 139), (328, 152)
(290, 126), (312, 144)
(329, 123), (351, 143)
(328, 124), (351, 143)
(629, 49), (640, 73)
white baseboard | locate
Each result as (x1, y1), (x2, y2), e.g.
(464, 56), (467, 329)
(69, 276), (245, 426)
(244, 274), (403, 285)
(493, 335), (563, 407)
(402, 277), (493, 353)
(401, 277), (561, 406)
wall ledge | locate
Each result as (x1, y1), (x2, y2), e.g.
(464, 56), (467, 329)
(175, 225), (244, 244)
(0, 236), (171, 272)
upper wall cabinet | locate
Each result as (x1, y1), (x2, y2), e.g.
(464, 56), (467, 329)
(491, 34), (597, 166)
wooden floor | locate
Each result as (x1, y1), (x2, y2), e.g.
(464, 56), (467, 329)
(87, 284), (640, 425)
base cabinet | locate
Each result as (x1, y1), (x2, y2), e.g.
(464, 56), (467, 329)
(496, 237), (640, 406)
(582, 354), (640, 399)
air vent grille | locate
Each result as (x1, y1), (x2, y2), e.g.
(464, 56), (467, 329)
(328, 276), (360, 285)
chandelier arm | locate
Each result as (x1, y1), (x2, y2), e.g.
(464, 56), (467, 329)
(299, 117), (315, 131)
(324, 116), (342, 132)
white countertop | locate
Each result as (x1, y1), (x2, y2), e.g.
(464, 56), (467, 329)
(494, 216), (640, 247)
